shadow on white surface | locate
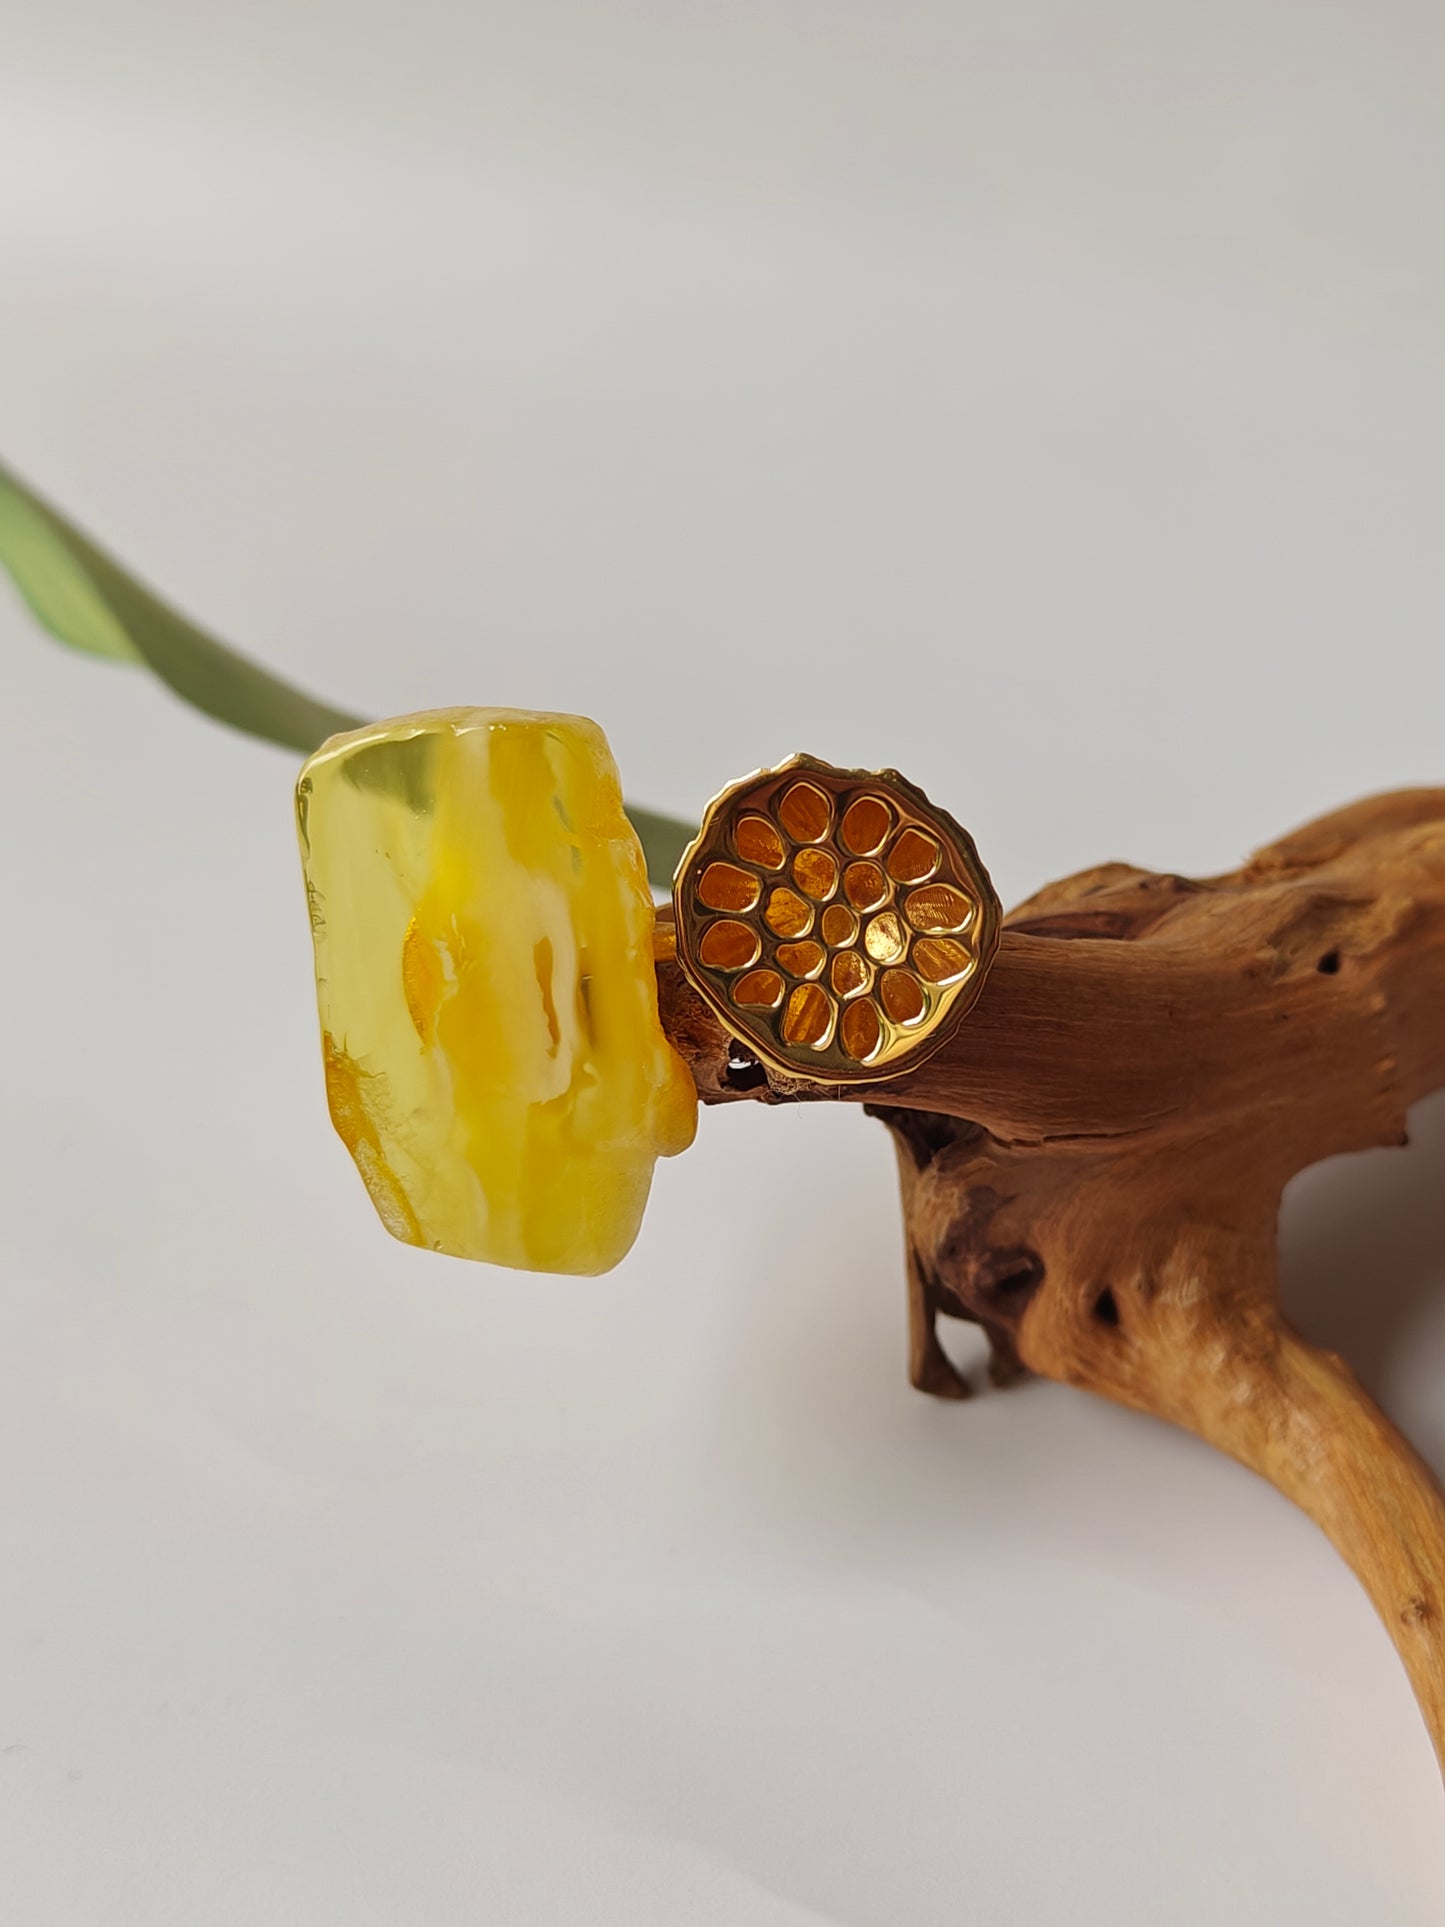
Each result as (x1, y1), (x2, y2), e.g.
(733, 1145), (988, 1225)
(1283, 1088), (1445, 1476)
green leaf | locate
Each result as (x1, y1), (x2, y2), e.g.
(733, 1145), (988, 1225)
(0, 472), (143, 664)
(0, 459), (695, 887)
(0, 459), (364, 752)
(623, 805), (695, 889)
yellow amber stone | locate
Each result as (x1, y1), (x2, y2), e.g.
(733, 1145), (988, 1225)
(295, 708), (697, 1275)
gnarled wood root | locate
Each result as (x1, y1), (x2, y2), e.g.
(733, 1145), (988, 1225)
(657, 788), (1445, 1772)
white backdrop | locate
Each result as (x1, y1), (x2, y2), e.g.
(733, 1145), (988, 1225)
(3, 4), (1445, 1920)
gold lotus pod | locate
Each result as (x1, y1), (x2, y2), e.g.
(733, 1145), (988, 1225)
(672, 755), (1001, 1083)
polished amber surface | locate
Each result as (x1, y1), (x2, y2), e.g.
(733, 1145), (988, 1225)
(297, 708), (697, 1274)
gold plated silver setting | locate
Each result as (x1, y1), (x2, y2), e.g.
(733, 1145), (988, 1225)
(672, 754), (1001, 1083)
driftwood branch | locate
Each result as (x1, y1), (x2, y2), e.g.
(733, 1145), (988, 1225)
(656, 788), (1445, 1770)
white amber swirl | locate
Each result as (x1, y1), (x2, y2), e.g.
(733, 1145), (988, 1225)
(296, 708), (697, 1274)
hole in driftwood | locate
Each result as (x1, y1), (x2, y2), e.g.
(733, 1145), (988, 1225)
(980, 1250), (1045, 1301)
(724, 1043), (768, 1092)
(993, 1267), (1039, 1297)
(1317, 949), (1342, 975)
(1094, 1286), (1121, 1327)
(863, 1105), (980, 1169)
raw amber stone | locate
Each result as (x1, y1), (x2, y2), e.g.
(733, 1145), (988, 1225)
(296, 708), (697, 1275)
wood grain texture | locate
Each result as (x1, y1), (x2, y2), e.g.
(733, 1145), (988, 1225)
(658, 787), (1445, 1771)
